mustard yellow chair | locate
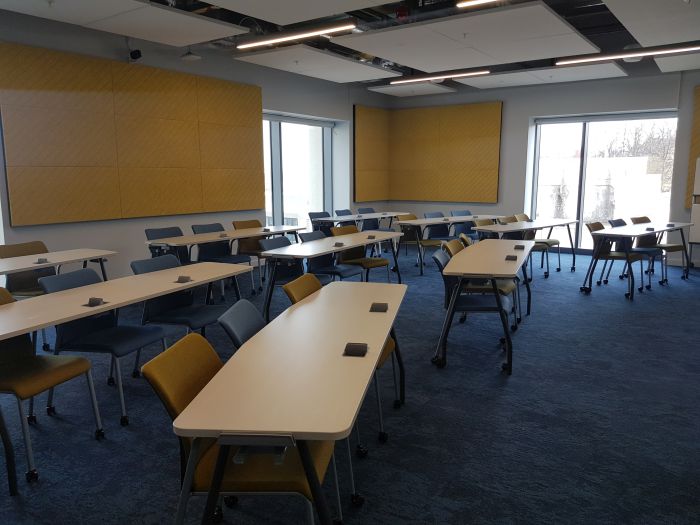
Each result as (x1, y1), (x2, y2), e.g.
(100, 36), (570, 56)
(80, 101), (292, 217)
(232, 219), (266, 291)
(442, 239), (464, 258)
(515, 213), (529, 222)
(141, 333), (338, 525)
(499, 215), (518, 225)
(473, 218), (498, 240)
(518, 213), (562, 277)
(458, 233), (474, 248)
(330, 225), (390, 282)
(0, 288), (104, 483)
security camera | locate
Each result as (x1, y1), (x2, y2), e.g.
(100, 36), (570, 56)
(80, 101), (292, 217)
(129, 49), (142, 61)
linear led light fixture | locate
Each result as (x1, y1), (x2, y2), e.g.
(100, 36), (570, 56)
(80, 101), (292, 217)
(456, 0), (501, 8)
(390, 69), (490, 85)
(556, 44), (700, 66)
(237, 22), (356, 50)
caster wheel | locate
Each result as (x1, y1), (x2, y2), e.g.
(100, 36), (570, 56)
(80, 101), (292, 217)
(107, 377), (115, 386)
(393, 399), (402, 409)
(378, 431), (388, 443)
(645, 285), (651, 290)
(251, 289), (256, 296)
(95, 428), (105, 440)
(25, 470), (38, 483)
(42, 343), (51, 353)
(501, 363), (512, 374)
(351, 493), (365, 507)
(571, 267), (576, 272)
(120, 415), (129, 427)
(223, 496), (238, 508)
(356, 445), (368, 459)
(603, 280), (608, 285)
(414, 263), (419, 267)
(556, 268), (561, 272)
(499, 337), (506, 344)
(458, 315), (467, 324)
(210, 505), (224, 524)
(619, 275), (625, 280)
(638, 287), (643, 293)
(517, 317), (522, 323)
(258, 286), (263, 292)
(431, 356), (446, 368)
(544, 272), (549, 278)
(46, 406), (56, 416)
(596, 280), (601, 286)
(681, 275), (687, 281)
(510, 324), (517, 332)
(27, 414), (37, 424)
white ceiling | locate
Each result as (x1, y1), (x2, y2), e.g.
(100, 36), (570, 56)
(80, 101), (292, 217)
(0, 0), (248, 47)
(456, 63), (627, 89)
(207, 0), (385, 26)
(367, 82), (457, 97)
(336, 1), (598, 73)
(655, 53), (700, 74)
(604, 0), (700, 47)
(236, 45), (402, 83)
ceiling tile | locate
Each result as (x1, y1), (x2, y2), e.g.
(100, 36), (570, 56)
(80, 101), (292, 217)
(0, 0), (142, 25)
(457, 63), (627, 89)
(605, 0), (700, 46)
(655, 54), (700, 73)
(367, 82), (457, 97)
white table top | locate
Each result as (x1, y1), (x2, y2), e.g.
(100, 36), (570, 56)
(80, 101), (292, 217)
(0, 262), (252, 341)
(311, 211), (407, 223)
(0, 248), (116, 276)
(591, 222), (693, 238)
(146, 226), (303, 247)
(443, 239), (535, 278)
(397, 215), (503, 227)
(173, 281), (407, 440)
(261, 230), (403, 259)
(473, 218), (578, 233)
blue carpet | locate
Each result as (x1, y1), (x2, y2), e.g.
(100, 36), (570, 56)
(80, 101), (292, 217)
(1, 249), (699, 524)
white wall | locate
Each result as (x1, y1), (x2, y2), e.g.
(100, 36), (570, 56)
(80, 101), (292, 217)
(0, 10), (388, 277)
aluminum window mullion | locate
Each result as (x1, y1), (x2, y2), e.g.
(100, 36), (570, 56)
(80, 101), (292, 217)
(270, 121), (283, 225)
(322, 127), (333, 213)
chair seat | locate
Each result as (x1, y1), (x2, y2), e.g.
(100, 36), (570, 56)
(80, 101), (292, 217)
(0, 355), (90, 399)
(199, 254), (251, 265)
(654, 243), (684, 252)
(310, 264), (364, 279)
(193, 439), (335, 499)
(66, 325), (165, 357)
(343, 257), (389, 269)
(534, 238), (559, 247)
(151, 305), (229, 331)
(377, 337), (395, 369)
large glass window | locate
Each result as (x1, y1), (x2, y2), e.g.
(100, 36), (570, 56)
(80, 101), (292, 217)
(532, 115), (677, 250)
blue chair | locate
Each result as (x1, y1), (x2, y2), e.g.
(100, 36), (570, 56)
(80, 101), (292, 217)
(308, 211), (333, 236)
(145, 227), (190, 264)
(218, 299), (265, 349)
(450, 209), (477, 240)
(130, 255), (229, 340)
(334, 209), (356, 227)
(299, 231), (363, 281)
(191, 223), (254, 300)
(424, 212), (452, 240)
(39, 269), (166, 426)
(356, 207), (393, 232)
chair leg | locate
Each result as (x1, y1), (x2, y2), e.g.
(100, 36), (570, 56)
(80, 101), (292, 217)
(556, 245), (561, 272)
(345, 437), (364, 507)
(373, 373), (387, 443)
(132, 348), (142, 378)
(16, 398), (38, 482)
(248, 262), (256, 295)
(85, 370), (105, 440)
(605, 260), (614, 283)
(41, 328), (50, 353)
(107, 355), (116, 386)
(201, 325), (206, 338)
(331, 452), (343, 523)
(544, 250), (550, 278)
(0, 407), (18, 496)
(354, 422), (368, 458)
(364, 268), (370, 282)
(232, 277), (241, 301)
(27, 396), (37, 424)
(113, 357), (129, 426)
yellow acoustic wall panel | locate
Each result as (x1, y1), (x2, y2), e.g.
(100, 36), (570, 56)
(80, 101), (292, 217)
(687, 86), (700, 209)
(354, 105), (390, 202)
(354, 101), (502, 203)
(0, 42), (264, 225)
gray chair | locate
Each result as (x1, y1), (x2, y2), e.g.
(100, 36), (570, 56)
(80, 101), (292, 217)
(450, 209), (477, 240)
(356, 207), (393, 232)
(145, 227), (190, 264)
(424, 212), (452, 240)
(130, 255), (229, 340)
(308, 211), (333, 236)
(218, 299), (265, 349)
(39, 269), (166, 426)
(334, 209), (355, 227)
(299, 231), (363, 281)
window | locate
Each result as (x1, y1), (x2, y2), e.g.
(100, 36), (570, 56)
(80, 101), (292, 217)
(532, 115), (677, 250)
(262, 118), (332, 231)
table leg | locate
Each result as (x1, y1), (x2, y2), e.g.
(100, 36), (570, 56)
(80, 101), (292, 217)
(391, 239), (402, 284)
(297, 440), (333, 525)
(0, 407), (17, 496)
(679, 228), (691, 280)
(200, 444), (230, 525)
(390, 328), (405, 406)
(417, 231), (425, 276)
(176, 437), (204, 525)
(521, 265), (531, 316)
(624, 245), (635, 300)
(432, 277), (462, 368)
(491, 279), (513, 375)
(263, 259), (278, 323)
(566, 224), (576, 271)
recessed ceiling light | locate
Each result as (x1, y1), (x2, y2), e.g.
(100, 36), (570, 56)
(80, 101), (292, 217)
(390, 70), (490, 85)
(456, 0), (501, 8)
(237, 22), (356, 50)
(556, 44), (700, 66)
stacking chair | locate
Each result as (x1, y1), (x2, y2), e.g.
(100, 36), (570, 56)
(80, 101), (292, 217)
(299, 231), (363, 282)
(459, 233), (474, 248)
(191, 223), (254, 299)
(473, 218), (499, 240)
(334, 208), (356, 227)
(424, 212), (452, 241)
(39, 269), (166, 426)
(330, 225), (390, 282)
(258, 236), (305, 304)
(141, 333), (339, 525)
(442, 239), (465, 258)
(631, 216), (682, 286)
(397, 214), (442, 273)
(145, 227), (191, 263)
(218, 299), (265, 349)
(130, 255), (228, 341)
(308, 211), (334, 236)
(517, 213), (562, 277)
(450, 209), (476, 240)
(0, 288), (104, 483)
(232, 219), (266, 291)
(608, 218), (661, 289)
(515, 213), (529, 222)
(357, 207), (393, 254)
(499, 215), (518, 225)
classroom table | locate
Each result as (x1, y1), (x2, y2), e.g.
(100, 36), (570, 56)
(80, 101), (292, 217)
(434, 239), (534, 374)
(311, 211), (407, 228)
(396, 215), (503, 274)
(260, 230), (403, 321)
(0, 248), (116, 281)
(582, 222), (693, 300)
(173, 281), (408, 525)
(473, 218), (578, 274)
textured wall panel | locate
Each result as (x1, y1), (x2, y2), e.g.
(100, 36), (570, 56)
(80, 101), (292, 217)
(199, 122), (263, 170)
(1, 105), (117, 167)
(201, 168), (264, 212)
(197, 77), (261, 127)
(115, 116), (200, 169)
(687, 86), (700, 209)
(6, 167), (121, 226)
(354, 105), (390, 202)
(112, 62), (198, 122)
(119, 168), (203, 218)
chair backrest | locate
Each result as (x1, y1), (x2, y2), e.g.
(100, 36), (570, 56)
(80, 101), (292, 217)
(39, 269), (116, 347)
(191, 223), (229, 260)
(356, 207), (379, 230)
(450, 210), (471, 217)
(608, 218), (631, 251)
(218, 300), (266, 348)
(424, 212), (449, 239)
(500, 215), (518, 224)
(335, 209), (352, 216)
(443, 239), (464, 258)
(331, 225), (365, 261)
(432, 250), (459, 309)
(357, 207), (375, 214)
(450, 209), (473, 236)
(473, 218), (498, 240)
(630, 216), (656, 247)
(609, 218), (626, 227)
(309, 211), (333, 235)
(282, 273), (322, 304)
(232, 219), (262, 229)
(130, 255), (193, 318)
(0, 241), (56, 295)
(259, 237), (303, 280)
(0, 288), (33, 364)
(232, 220), (263, 253)
(459, 233), (474, 247)
(515, 213), (530, 221)
(398, 213), (416, 221)
(299, 231), (334, 271)
(630, 216), (650, 224)
(145, 227), (190, 263)
(586, 222), (613, 255)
